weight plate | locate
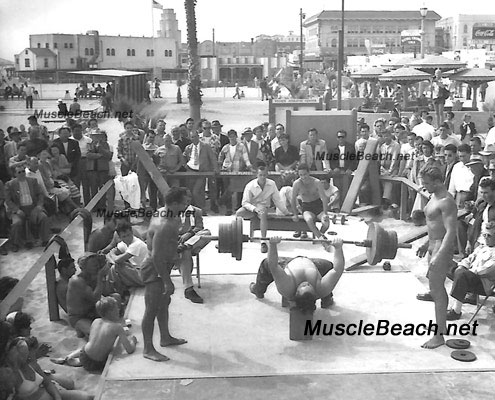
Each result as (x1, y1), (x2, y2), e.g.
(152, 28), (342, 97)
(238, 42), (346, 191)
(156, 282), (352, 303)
(451, 350), (476, 362)
(235, 217), (243, 261)
(446, 339), (470, 350)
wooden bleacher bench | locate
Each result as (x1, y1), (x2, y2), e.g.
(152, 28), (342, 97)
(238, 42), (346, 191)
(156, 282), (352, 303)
(249, 214), (308, 236)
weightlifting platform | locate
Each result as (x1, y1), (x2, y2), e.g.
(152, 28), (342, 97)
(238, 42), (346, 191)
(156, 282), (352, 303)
(96, 272), (495, 399)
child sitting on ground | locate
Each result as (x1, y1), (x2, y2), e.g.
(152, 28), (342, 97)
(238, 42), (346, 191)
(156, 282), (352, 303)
(51, 296), (137, 372)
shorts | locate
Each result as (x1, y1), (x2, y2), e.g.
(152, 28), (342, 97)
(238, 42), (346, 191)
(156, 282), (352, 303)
(433, 97), (445, 105)
(80, 347), (106, 372)
(140, 255), (160, 284)
(301, 199), (324, 216)
(139, 255), (175, 284)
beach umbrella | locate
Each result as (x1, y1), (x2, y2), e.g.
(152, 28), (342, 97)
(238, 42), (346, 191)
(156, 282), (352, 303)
(381, 57), (416, 70)
(407, 55), (467, 73)
(378, 67), (432, 108)
(351, 67), (385, 98)
(448, 68), (495, 110)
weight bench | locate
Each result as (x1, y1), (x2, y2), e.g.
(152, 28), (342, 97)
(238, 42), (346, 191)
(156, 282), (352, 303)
(249, 214), (308, 237)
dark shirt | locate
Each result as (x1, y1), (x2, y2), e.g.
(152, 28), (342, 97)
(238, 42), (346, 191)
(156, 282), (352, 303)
(274, 145), (299, 167)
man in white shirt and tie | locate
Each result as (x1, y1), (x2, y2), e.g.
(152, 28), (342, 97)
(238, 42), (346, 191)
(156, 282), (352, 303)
(183, 131), (218, 211)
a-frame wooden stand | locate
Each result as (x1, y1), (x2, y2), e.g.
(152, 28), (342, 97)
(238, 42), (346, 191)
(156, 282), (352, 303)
(340, 138), (381, 214)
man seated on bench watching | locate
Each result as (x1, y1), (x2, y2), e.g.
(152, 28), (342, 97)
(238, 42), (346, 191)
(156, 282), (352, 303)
(291, 164), (330, 240)
(106, 221), (148, 295)
(236, 162), (291, 253)
(446, 221), (495, 320)
(176, 188), (211, 304)
(249, 236), (344, 311)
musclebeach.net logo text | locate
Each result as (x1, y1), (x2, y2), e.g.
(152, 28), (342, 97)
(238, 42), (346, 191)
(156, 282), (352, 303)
(304, 319), (479, 337)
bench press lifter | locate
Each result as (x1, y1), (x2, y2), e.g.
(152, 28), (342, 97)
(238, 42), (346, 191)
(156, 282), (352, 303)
(250, 237), (344, 312)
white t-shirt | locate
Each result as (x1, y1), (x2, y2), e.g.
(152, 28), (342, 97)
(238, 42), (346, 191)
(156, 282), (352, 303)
(117, 237), (148, 268)
(338, 145), (345, 168)
(76, 135), (93, 157)
(412, 122), (435, 141)
(229, 144), (237, 160)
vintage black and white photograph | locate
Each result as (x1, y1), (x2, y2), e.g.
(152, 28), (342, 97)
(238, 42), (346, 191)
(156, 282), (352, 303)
(1, 0), (495, 399)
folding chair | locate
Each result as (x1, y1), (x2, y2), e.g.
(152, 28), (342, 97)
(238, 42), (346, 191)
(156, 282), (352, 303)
(468, 283), (495, 324)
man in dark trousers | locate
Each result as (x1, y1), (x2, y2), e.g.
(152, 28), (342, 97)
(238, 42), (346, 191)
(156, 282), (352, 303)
(329, 130), (357, 205)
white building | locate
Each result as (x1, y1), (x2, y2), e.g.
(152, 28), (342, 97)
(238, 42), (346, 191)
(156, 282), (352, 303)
(437, 15), (495, 51)
(15, 32), (179, 74)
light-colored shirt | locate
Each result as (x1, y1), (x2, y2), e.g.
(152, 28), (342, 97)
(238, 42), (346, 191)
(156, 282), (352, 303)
(117, 237), (148, 268)
(338, 145), (346, 168)
(241, 178), (288, 214)
(458, 244), (495, 277)
(186, 143), (200, 170)
(431, 135), (461, 152)
(18, 179), (33, 207)
(412, 122), (435, 141)
(154, 144), (183, 173)
(271, 137), (281, 152)
(484, 127), (495, 152)
(76, 135), (92, 157)
(448, 162), (474, 197)
(26, 168), (49, 198)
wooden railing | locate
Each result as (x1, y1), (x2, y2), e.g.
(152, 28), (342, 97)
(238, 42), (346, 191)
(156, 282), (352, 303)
(0, 180), (114, 320)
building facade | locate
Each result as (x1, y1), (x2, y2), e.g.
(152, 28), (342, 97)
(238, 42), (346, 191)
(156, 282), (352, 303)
(303, 10), (441, 68)
(15, 32), (178, 74)
(436, 15), (495, 51)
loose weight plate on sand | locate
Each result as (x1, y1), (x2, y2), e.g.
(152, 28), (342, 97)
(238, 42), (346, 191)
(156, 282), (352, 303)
(451, 350), (477, 362)
(446, 339), (470, 350)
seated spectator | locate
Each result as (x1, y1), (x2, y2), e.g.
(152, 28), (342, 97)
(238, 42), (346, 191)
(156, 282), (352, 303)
(67, 253), (111, 339)
(98, 212), (145, 255)
(49, 145), (72, 178)
(236, 162), (290, 253)
(274, 133), (299, 172)
(176, 188), (211, 304)
(106, 222), (147, 295)
(322, 177), (340, 212)
(5, 311), (51, 359)
(411, 210), (426, 226)
(447, 222), (495, 320)
(0, 276), (23, 313)
(51, 296), (137, 372)
(88, 215), (118, 253)
(37, 151), (78, 214)
(56, 258), (77, 313)
(8, 141), (28, 172)
(5, 165), (50, 251)
(291, 163), (330, 240)
(5, 337), (92, 400)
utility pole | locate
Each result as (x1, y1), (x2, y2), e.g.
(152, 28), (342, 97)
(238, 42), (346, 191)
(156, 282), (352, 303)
(337, 0), (344, 110)
(300, 8), (305, 77)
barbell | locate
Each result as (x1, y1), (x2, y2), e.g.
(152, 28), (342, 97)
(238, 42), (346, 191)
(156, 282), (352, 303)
(207, 217), (412, 265)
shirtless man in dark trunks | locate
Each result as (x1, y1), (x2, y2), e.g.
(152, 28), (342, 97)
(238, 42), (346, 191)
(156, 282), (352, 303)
(140, 187), (188, 361)
(416, 166), (457, 349)
(260, 236), (344, 312)
(67, 253), (110, 338)
(291, 163), (330, 239)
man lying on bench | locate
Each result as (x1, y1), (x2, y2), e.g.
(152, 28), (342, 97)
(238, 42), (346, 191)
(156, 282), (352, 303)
(249, 236), (345, 312)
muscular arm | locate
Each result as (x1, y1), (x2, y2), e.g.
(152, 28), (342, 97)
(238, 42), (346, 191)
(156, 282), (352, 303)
(317, 181), (328, 215)
(116, 325), (137, 354)
(437, 198), (458, 257)
(291, 181), (301, 216)
(267, 240), (296, 298)
(317, 245), (345, 298)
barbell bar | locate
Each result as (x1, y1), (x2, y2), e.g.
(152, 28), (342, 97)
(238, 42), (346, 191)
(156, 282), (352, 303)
(206, 217), (412, 265)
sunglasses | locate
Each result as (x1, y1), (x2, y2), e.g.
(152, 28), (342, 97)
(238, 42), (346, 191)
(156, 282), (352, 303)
(337, 136), (345, 139)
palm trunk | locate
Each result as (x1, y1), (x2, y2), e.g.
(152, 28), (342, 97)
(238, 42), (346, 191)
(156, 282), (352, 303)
(185, 0), (202, 122)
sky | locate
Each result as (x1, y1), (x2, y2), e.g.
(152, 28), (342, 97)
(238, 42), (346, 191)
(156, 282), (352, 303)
(1, 0), (495, 60)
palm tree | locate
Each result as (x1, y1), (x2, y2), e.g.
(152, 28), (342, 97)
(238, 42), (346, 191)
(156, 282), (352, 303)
(184, 0), (202, 122)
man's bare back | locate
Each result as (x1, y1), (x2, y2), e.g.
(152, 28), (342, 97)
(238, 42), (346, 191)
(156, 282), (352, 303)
(84, 318), (123, 361)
